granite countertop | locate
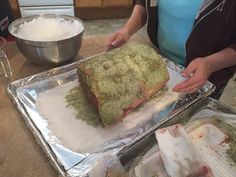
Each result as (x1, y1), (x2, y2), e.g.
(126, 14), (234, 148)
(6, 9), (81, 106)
(0, 35), (149, 177)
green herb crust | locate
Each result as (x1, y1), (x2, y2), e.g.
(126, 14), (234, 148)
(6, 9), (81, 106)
(65, 86), (103, 127)
(65, 86), (167, 128)
(214, 119), (236, 165)
(77, 42), (169, 126)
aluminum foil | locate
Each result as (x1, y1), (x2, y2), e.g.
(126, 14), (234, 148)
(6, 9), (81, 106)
(7, 55), (215, 177)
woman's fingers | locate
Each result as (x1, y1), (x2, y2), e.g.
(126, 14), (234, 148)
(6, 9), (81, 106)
(173, 70), (206, 93)
(181, 61), (197, 78)
(105, 28), (130, 51)
(105, 32), (119, 51)
(174, 58), (211, 93)
(173, 76), (199, 92)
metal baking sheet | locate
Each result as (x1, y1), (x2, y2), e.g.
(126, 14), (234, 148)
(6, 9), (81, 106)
(118, 97), (236, 174)
(7, 54), (215, 177)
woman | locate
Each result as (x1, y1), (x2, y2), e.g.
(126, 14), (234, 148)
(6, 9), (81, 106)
(106, 0), (236, 99)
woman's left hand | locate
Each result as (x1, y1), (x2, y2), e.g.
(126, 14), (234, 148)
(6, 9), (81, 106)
(173, 57), (213, 93)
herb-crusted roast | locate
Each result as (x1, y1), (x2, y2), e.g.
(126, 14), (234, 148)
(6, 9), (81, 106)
(77, 42), (169, 126)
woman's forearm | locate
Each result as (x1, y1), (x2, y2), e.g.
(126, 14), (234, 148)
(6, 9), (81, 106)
(124, 5), (147, 36)
(205, 45), (236, 73)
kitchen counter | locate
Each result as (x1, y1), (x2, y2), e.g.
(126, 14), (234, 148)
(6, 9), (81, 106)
(1, 34), (235, 177)
(0, 34), (150, 177)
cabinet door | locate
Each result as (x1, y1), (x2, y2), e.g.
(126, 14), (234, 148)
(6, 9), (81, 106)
(75, 0), (102, 8)
(8, 0), (18, 10)
(103, 0), (131, 7)
(8, 0), (21, 18)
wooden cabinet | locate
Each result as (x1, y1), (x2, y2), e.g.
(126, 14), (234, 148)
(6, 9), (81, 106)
(75, 0), (102, 8)
(8, 0), (20, 19)
(75, 0), (132, 8)
(74, 0), (133, 19)
(103, 0), (132, 7)
(9, 0), (133, 20)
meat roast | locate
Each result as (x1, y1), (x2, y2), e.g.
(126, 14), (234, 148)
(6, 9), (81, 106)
(77, 42), (169, 126)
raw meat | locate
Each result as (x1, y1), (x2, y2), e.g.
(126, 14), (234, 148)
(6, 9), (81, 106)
(155, 124), (213, 177)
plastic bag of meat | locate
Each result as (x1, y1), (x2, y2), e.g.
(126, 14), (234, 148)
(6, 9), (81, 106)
(155, 124), (213, 177)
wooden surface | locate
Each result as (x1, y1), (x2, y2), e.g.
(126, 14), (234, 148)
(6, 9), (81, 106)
(8, 0), (20, 19)
(75, 0), (102, 8)
(74, 0), (131, 8)
(74, 0), (132, 20)
(0, 34), (149, 177)
(75, 7), (132, 20)
(103, 0), (132, 7)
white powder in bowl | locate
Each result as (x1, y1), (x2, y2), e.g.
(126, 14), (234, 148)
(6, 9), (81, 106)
(13, 17), (84, 41)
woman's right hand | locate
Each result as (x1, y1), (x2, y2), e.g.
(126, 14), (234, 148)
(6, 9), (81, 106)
(106, 27), (131, 51)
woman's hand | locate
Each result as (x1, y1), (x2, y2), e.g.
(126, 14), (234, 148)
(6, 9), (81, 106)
(105, 5), (147, 51)
(173, 58), (213, 93)
(173, 46), (236, 93)
(106, 27), (131, 51)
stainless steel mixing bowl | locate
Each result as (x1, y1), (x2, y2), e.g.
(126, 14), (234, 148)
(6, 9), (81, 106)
(8, 14), (84, 66)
